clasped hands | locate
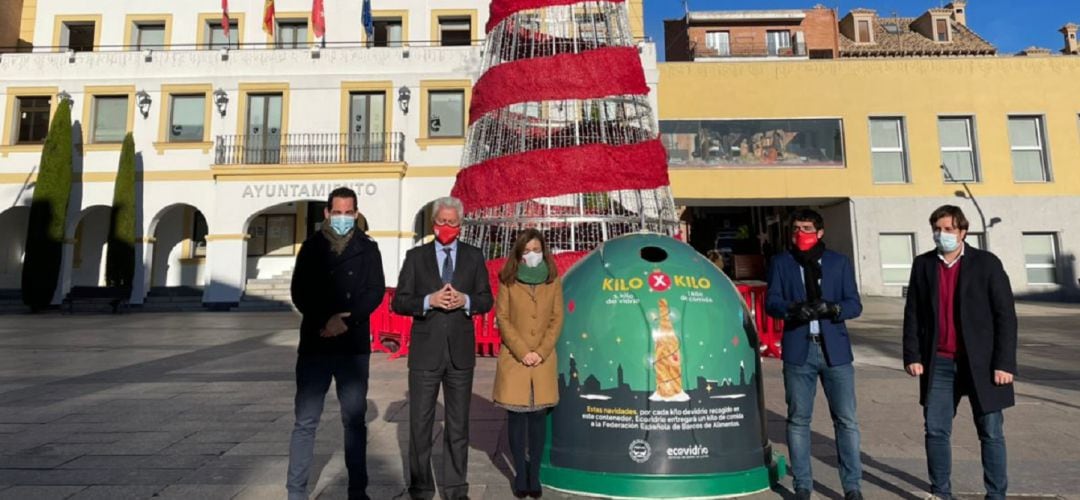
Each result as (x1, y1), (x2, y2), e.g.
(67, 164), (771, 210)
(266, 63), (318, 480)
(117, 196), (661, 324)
(428, 283), (467, 311)
(321, 312), (351, 338)
(522, 351), (543, 367)
(786, 300), (841, 323)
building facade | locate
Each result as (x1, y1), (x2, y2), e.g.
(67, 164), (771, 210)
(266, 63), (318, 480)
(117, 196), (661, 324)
(661, 3), (1080, 299)
(0, 0), (650, 308)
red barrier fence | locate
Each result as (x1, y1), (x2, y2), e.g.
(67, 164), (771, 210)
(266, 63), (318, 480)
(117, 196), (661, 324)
(369, 282), (784, 359)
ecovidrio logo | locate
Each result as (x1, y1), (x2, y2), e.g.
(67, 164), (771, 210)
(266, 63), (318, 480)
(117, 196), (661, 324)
(666, 444), (710, 459)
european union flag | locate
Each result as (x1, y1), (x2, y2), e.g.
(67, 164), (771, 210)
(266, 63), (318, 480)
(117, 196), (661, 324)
(362, 0), (374, 39)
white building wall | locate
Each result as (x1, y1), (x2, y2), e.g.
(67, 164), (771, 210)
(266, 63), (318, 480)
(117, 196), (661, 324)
(853, 196), (1080, 300)
(0, 0), (661, 305)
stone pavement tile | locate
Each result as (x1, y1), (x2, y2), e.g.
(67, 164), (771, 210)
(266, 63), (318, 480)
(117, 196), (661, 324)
(176, 465), (281, 485)
(313, 484), (405, 500)
(232, 484), (285, 499)
(0, 455), (79, 468)
(49, 432), (128, 444)
(67, 485), (164, 499)
(159, 441), (238, 456)
(155, 484), (246, 499)
(185, 429), (260, 443)
(0, 485), (86, 500)
(0, 468), (187, 486)
(205, 454), (292, 469)
(59, 454), (213, 469)
(222, 441), (289, 456)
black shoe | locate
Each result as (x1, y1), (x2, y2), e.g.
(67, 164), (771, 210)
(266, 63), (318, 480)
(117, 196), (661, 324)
(794, 490), (812, 500)
(512, 490), (527, 499)
(844, 491), (863, 500)
(527, 490), (542, 499)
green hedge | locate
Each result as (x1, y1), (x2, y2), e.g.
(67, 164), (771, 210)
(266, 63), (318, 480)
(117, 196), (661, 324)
(21, 99), (73, 309)
(105, 133), (136, 292)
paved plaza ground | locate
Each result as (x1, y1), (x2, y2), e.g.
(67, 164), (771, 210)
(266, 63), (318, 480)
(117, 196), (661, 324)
(0, 297), (1077, 500)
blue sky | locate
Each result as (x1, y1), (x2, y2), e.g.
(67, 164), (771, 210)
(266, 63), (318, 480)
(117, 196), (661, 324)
(645, 0), (1080, 60)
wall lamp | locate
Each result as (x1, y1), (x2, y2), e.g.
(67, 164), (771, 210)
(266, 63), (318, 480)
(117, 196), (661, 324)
(57, 90), (72, 107)
(135, 90), (152, 118)
(213, 88), (229, 117)
(398, 85), (411, 114)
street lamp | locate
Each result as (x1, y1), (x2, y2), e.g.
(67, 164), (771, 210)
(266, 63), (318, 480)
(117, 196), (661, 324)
(398, 86), (411, 114)
(135, 90), (152, 118)
(940, 163), (999, 248)
(213, 88), (229, 117)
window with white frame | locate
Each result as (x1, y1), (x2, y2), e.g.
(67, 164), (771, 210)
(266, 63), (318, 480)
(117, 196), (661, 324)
(439, 17), (471, 46)
(61, 22), (96, 52)
(880, 234), (915, 285)
(206, 20), (239, 49)
(168, 94), (206, 142)
(132, 22), (165, 50)
(90, 95), (129, 143)
(428, 90), (465, 138)
(705, 31), (730, 56)
(869, 117), (909, 183)
(1008, 116), (1050, 182)
(13, 96), (51, 145)
(276, 20), (308, 48)
(766, 30), (792, 56)
(372, 18), (403, 47)
(938, 116), (979, 182)
(1022, 233), (1059, 285)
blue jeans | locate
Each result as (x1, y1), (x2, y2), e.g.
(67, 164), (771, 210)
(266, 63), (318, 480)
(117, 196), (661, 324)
(783, 342), (862, 493)
(287, 354), (370, 500)
(924, 356), (1007, 500)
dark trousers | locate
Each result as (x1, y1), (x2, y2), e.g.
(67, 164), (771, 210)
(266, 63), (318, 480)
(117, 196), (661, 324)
(408, 361), (474, 500)
(507, 410), (547, 493)
(924, 356), (1007, 500)
(286, 354), (370, 500)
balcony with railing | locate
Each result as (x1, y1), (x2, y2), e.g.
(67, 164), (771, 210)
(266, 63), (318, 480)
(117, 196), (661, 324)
(692, 40), (808, 60)
(213, 132), (405, 166)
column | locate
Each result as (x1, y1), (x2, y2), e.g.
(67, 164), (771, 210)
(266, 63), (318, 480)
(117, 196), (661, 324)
(202, 234), (248, 308)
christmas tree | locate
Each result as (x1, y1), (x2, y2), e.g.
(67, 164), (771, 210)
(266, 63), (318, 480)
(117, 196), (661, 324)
(452, 0), (678, 260)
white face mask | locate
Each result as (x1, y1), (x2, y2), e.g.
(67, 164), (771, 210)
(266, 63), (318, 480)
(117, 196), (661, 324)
(522, 251), (544, 268)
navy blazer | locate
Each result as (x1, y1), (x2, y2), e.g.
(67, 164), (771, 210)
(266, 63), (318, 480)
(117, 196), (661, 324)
(765, 249), (863, 367)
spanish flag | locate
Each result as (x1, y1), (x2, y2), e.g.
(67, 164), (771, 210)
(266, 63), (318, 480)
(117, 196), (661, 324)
(263, 0), (276, 36)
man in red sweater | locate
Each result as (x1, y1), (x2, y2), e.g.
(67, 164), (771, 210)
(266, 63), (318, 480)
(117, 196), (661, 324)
(902, 205), (1018, 500)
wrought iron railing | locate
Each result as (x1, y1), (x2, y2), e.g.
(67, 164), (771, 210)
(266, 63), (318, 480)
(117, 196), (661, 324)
(691, 40), (808, 59)
(213, 132), (405, 165)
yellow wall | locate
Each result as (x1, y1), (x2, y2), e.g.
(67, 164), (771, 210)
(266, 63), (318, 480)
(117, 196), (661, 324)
(659, 57), (1080, 201)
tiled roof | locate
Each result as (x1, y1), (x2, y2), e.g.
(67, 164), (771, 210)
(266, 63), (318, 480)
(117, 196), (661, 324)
(840, 16), (996, 57)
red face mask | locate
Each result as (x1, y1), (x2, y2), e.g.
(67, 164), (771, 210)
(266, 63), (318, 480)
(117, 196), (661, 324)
(433, 223), (460, 245)
(794, 231), (820, 252)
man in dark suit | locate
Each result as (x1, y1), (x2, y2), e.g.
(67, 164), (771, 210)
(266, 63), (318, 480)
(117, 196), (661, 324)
(287, 187), (385, 500)
(392, 196), (493, 500)
(766, 209), (864, 500)
(903, 205), (1017, 500)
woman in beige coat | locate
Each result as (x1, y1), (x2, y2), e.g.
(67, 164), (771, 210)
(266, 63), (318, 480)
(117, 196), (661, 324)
(493, 229), (563, 498)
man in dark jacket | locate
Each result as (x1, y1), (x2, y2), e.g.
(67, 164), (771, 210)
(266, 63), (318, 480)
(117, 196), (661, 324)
(286, 187), (385, 500)
(765, 209), (864, 500)
(392, 196), (493, 500)
(903, 205), (1017, 500)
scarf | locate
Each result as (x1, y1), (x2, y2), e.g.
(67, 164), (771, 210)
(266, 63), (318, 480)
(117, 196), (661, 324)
(517, 261), (550, 285)
(320, 223), (354, 256)
(791, 241), (825, 302)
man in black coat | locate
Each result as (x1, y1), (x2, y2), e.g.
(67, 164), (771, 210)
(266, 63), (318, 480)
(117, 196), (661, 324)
(392, 196), (493, 500)
(287, 187), (385, 500)
(903, 205), (1017, 500)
